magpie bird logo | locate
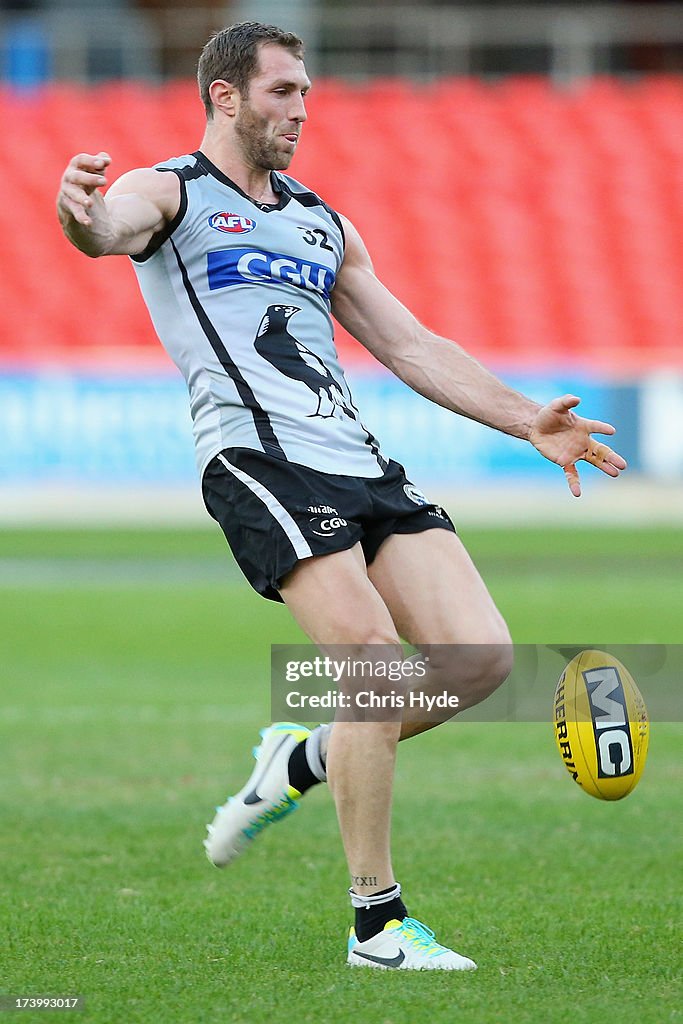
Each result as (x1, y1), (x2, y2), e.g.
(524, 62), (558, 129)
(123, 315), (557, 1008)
(253, 305), (356, 420)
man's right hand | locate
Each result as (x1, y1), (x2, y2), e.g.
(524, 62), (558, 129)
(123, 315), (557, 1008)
(57, 152), (111, 228)
(57, 155), (175, 258)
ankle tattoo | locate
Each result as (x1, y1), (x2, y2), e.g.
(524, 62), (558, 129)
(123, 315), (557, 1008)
(352, 875), (378, 888)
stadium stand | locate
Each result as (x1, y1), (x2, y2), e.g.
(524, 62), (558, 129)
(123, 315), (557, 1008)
(2, 76), (682, 373)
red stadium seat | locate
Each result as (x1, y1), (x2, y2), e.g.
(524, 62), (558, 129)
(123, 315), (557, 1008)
(2, 77), (683, 373)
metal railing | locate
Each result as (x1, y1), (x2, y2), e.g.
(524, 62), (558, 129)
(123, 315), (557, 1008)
(1, 3), (682, 85)
(318, 3), (683, 80)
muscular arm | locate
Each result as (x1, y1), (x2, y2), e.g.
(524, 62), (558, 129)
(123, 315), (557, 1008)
(332, 216), (626, 495)
(57, 152), (180, 258)
(332, 216), (540, 438)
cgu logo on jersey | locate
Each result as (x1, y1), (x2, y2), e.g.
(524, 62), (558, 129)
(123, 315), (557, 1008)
(585, 666), (635, 778)
(208, 212), (257, 234)
(207, 247), (336, 299)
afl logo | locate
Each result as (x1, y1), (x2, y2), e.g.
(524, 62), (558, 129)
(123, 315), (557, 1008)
(208, 212), (257, 234)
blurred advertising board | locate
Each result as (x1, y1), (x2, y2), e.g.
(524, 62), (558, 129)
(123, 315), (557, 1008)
(0, 369), (639, 486)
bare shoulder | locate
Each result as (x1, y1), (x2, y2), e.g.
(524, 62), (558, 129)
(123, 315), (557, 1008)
(334, 214), (377, 302)
(338, 213), (373, 270)
(332, 210), (418, 361)
(105, 166), (180, 221)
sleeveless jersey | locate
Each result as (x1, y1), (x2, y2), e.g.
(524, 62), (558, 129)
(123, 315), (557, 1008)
(130, 151), (387, 479)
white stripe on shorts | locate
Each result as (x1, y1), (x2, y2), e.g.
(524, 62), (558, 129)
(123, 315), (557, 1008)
(216, 453), (313, 559)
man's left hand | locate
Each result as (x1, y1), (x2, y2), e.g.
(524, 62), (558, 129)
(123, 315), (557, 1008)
(528, 394), (627, 497)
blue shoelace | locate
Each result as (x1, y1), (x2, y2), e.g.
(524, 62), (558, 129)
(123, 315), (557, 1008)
(241, 793), (299, 839)
(397, 917), (447, 956)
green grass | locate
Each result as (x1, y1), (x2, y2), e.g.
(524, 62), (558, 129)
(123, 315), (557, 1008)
(1, 526), (681, 1023)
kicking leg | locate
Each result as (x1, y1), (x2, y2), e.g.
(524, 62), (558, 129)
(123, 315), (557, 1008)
(203, 543), (403, 888)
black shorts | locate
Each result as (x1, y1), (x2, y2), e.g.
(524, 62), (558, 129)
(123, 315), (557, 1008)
(202, 448), (456, 602)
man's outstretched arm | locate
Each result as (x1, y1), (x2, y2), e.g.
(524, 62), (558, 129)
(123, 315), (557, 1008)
(331, 215), (626, 497)
(57, 151), (179, 258)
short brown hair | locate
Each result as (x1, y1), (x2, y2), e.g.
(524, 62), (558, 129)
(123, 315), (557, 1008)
(198, 22), (305, 119)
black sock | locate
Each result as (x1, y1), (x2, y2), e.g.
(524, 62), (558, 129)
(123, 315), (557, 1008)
(287, 738), (321, 795)
(355, 889), (408, 942)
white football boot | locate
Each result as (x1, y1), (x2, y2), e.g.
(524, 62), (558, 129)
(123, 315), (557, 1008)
(204, 722), (311, 867)
(347, 917), (478, 971)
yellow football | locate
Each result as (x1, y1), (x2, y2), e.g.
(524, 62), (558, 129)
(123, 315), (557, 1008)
(553, 649), (649, 800)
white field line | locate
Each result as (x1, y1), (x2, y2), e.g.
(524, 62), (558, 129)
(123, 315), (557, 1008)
(0, 479), (682, 526)
(0, 557), (239, 588)
(0, 704), (263, 725)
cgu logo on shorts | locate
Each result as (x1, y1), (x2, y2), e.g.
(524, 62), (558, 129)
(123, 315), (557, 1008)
(208, 212), (257, 234)
(307, 505), (348, 538)
(207, 247), (336, 298)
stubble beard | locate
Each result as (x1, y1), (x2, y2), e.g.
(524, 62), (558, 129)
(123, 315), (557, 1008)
(235, 102), (294, 172)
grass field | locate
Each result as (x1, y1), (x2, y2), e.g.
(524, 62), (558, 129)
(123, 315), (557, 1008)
(1, 525), (681, 1024)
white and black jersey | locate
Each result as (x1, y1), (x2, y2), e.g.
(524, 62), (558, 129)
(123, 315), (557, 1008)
(131, 151), (387, 479)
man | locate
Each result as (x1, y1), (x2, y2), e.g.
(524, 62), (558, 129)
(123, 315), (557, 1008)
(57, 21), (626, 971)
